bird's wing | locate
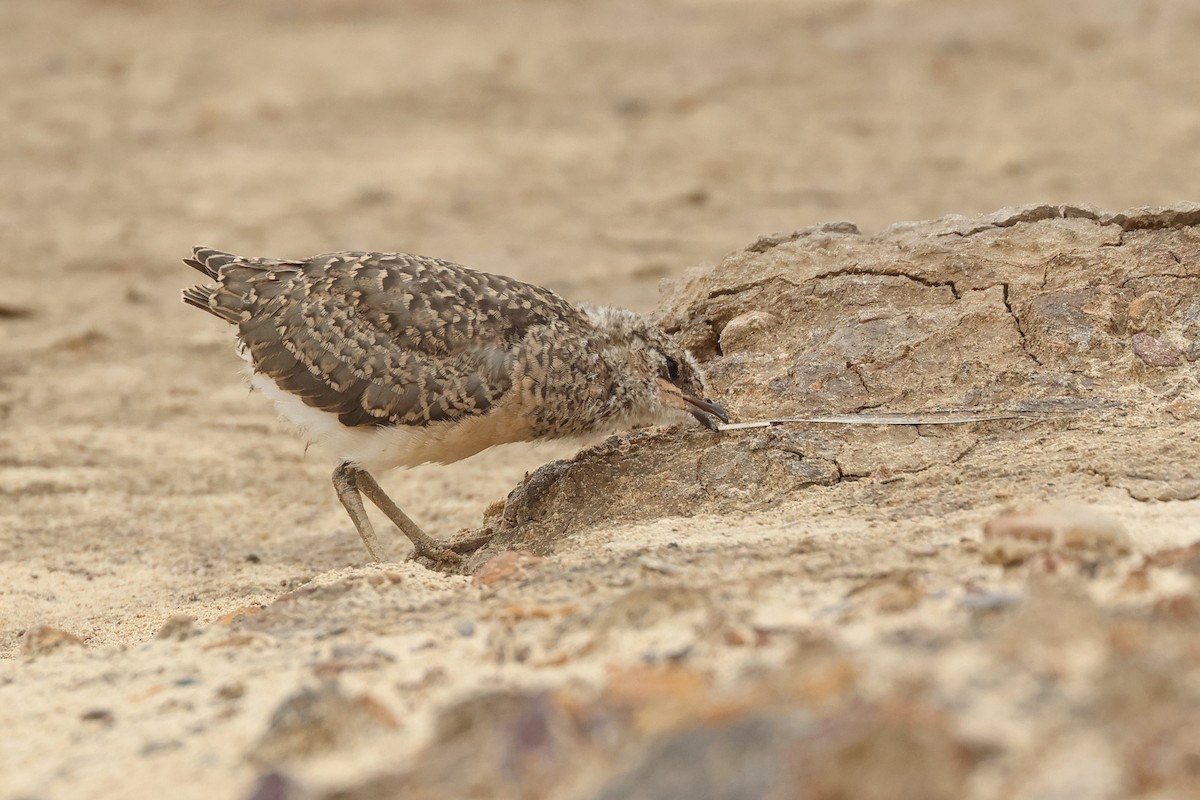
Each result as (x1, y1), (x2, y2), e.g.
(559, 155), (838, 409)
(187, 249), (586, 428)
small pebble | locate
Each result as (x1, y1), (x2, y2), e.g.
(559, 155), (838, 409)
(22, 625), (84, 656)
(960, 591), (1021, 612)
(80, 708), (115, 726)
(141, 739), (183, 756)
(638, 556), (683, 575)
(217, 683), (246, 701)
(156, 615), (198, 641)
(1131, 333), (1183, 367)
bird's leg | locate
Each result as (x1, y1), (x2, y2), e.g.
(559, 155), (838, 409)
(354, 469), (462, 565)
(332, 462), (386, 562)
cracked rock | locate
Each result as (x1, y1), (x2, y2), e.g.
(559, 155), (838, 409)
(468, 205), (1200, 559)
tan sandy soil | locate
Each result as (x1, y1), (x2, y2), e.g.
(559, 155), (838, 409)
(3, 1), (1200, 798)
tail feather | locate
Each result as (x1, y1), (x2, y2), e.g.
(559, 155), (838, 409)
(182, 247), (306, 327)
(180, 285), (210, 311)
(184, 247), (242, 279)
(182, 284), (242, 324)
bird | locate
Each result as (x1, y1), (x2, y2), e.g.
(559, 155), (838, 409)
(181, 247), (728, 564)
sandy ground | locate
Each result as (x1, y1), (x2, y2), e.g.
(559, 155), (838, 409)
(3, 1), (1200, 798)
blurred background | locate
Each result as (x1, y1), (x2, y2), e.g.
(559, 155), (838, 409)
(5, 0), (1199, 314)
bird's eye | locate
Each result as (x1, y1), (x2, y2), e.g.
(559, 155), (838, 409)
(663, 356), (681, 383)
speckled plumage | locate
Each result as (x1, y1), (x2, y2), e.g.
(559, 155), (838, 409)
(182, 247), (726, 563)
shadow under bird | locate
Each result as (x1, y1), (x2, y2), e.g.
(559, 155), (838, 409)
(181, 247), (728, 563)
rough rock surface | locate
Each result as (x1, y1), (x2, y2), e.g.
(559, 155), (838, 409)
(475, 204), (1200, 558)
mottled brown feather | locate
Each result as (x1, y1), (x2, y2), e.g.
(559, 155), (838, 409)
(183, 248), (592, 428)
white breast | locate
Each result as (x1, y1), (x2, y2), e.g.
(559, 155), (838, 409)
(245, 366), (535, 474)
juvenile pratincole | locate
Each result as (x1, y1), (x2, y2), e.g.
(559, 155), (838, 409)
(182, 248), (727, 564)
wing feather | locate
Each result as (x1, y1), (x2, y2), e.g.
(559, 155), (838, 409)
(186, 249), (588, 428)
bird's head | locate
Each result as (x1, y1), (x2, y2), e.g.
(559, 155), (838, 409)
(581, 306), (729, 430)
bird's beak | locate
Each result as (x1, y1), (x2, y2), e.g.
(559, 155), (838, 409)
(684, 394), (730, 430)
(659, 380), (730, 430)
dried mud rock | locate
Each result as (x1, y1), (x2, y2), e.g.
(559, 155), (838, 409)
(476, 205), (1200, 556)
(589, 699), (976, 800)
(314, 581), (1200, 800)
(664, 204), (1200, 412)
(323, 652), (972, 800)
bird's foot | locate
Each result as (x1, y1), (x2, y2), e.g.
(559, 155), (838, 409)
(406, 535), (464, 566)
(407, 528), (497, 570)
(447, 528), (495, 555)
